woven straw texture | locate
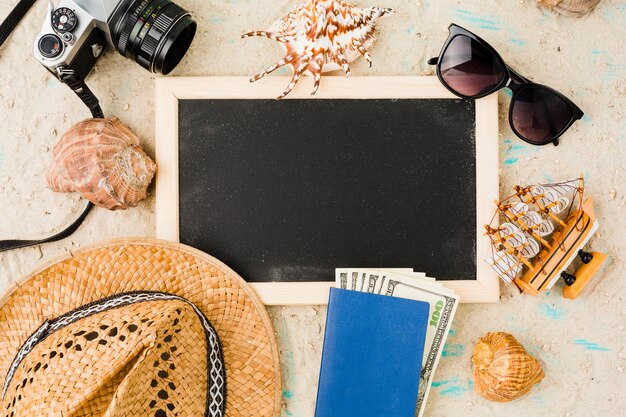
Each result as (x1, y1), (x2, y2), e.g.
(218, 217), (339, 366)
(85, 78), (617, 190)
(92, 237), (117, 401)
(2, 299), (213, 416)
(0, 238), (281, 417)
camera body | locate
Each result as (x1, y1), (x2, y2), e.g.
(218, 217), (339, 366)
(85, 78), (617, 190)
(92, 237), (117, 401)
(35, 0), (196, 79)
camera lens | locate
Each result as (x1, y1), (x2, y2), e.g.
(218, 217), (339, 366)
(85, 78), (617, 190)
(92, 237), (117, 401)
(112, 0), (196, 74)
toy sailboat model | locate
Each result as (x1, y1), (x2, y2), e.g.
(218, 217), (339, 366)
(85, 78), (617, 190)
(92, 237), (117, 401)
(484, 176), (607, 299)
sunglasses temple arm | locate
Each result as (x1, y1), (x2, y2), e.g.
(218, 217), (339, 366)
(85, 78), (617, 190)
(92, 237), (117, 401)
(507, 66), (531, 84)
(427, 57), (439, 65)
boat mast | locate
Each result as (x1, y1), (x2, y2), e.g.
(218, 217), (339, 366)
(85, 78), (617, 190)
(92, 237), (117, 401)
(484, 225), (533, 270)
(514, 186), (568, 229)
(495, 201), (553, 251)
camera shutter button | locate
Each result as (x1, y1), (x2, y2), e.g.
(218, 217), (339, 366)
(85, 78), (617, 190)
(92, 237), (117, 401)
(91, 43), (103, 58)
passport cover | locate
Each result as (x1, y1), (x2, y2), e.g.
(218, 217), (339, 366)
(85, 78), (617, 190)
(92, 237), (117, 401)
(314, 288), (429, 417)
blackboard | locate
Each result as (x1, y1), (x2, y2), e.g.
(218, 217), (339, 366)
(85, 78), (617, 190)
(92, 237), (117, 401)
(179, 98), (476, 281)
(155, 77), (499, 304)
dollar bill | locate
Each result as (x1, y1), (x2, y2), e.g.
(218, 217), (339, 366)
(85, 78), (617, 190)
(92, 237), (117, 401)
(337, 272), (349, 289)
(334, 268), (413, 291)
(380, 277), (459, 417)
(384, 271), (456, 297)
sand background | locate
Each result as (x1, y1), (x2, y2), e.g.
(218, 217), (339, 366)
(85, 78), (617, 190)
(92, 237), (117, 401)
(0, 0), (624, 416)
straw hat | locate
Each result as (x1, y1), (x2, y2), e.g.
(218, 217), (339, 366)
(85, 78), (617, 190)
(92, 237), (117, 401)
(0, 238), (281, 417)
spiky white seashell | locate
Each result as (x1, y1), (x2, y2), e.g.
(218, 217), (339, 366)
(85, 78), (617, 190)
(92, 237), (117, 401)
(243, 0), (394, 99)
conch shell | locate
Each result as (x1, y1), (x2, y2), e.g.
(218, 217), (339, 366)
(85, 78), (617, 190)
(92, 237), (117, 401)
(243, 0), (394, 99)
(47, 118), (156, 210)
(472, 332), (544, 402)
(537, 0), (601, 17)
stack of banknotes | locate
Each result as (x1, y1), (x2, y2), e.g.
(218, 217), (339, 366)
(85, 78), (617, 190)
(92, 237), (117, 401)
(334, 268), (459, 417)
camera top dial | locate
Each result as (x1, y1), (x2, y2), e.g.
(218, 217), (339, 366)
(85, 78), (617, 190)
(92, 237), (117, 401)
(38, 33), (63, 58)
(51, 7), (77, 33)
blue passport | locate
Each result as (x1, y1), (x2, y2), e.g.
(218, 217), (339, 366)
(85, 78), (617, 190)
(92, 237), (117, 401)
(314, 288), (429, 417)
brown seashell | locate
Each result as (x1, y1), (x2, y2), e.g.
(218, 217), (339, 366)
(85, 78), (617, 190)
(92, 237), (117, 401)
(537, 0), (601, 17)
(47, 118), (156, 210)
(472, 332), (544, 402)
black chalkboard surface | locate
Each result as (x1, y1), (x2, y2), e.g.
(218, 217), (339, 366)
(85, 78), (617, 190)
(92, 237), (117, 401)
(177, 98), (477, 282)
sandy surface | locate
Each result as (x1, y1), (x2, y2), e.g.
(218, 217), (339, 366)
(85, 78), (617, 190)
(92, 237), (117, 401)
(0, 0), (624, 416)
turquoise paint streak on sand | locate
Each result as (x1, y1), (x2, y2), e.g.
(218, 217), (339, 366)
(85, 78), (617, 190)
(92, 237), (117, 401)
(573, 339), (611, 352)
(537, 303), (567, 320)
(431, 377), (459, 388)
(282, 390), (294, 399)
(431, 377), (473, 397)
(503, 135), (540, 166)
(600, 63), (619, 80)
(453, 10), (526, 52)
(602, 4), (626, 23)
(453, 9), (504, 31)
(442, 343), (465, 357)
(538, 9), (551, 24)
(440, 386), (468, 397)
(590, 49), (621, 81)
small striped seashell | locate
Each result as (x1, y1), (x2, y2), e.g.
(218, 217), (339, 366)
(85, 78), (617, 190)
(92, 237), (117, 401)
(537, 0), (601, 17)
(472, 332), (544, 402)
(46, 118), (156, 210)
(243, 0), (394, 99)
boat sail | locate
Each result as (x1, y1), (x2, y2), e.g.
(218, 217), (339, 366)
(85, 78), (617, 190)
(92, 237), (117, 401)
(484, 176), (607, 299)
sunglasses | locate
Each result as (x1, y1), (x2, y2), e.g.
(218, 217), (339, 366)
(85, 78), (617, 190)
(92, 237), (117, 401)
(428, 24), (583, 146)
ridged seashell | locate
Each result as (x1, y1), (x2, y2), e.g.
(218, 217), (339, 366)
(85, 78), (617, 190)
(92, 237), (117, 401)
(243, 0), (394, 99)
(538, 0), (601, 17)
(472, 332), (544, 402)
(47, 118), (156, 210)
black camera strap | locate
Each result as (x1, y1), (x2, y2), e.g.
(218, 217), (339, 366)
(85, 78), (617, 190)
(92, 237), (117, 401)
(56, 67), (105, 119)
(0, 0), (103, 253)
(0, 0), (37, 46)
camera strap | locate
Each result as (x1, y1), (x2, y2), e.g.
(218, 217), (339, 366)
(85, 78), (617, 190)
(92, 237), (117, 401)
(0, 0), (37, 46)
(56, 67), (105, 119)
(0, 0), (103, 253)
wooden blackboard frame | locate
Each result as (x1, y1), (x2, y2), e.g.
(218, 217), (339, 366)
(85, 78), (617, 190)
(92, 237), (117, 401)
(155, 76), (499, 304)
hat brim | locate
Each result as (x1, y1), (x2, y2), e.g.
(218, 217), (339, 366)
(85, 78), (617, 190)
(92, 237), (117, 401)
(0, 238), (281, 417)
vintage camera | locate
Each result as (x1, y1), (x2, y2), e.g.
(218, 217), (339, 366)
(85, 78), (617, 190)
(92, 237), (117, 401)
(34, 0), (197, 79)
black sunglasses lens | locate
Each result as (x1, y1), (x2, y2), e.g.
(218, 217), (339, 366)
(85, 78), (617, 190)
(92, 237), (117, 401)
(511, 86), (575, 144)
(439, 35), (506, 97)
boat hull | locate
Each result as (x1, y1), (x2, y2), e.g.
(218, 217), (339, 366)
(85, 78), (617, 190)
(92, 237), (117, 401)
(514, 196), (598, 295)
